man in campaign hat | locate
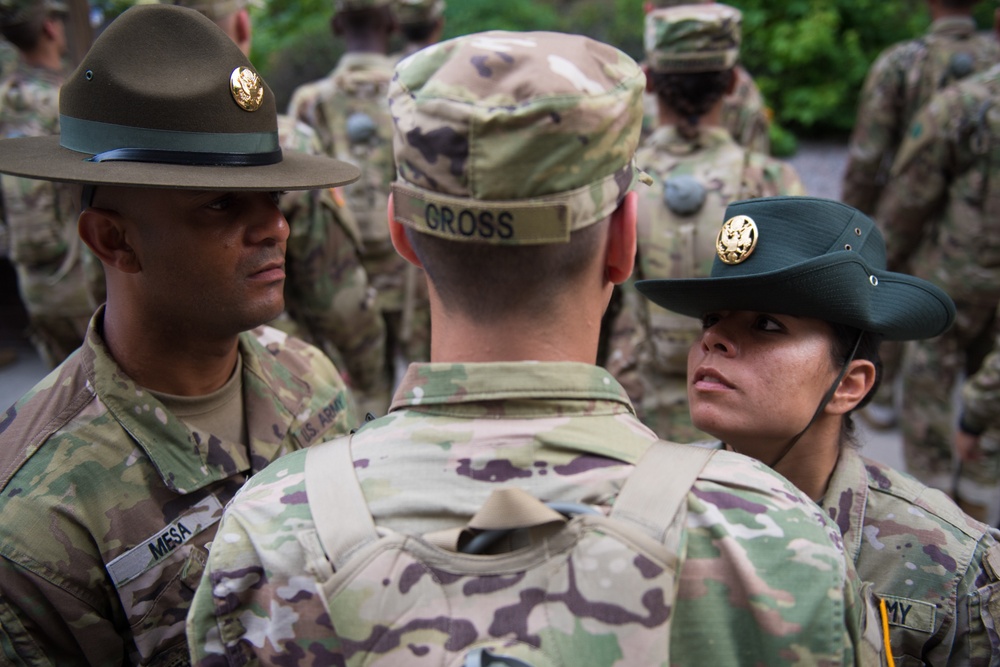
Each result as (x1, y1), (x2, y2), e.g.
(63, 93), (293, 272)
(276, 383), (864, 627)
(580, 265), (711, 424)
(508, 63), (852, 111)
(0, 5), (360, 664)
(166, 0), (389, 416)
(189, 30), (883, 665)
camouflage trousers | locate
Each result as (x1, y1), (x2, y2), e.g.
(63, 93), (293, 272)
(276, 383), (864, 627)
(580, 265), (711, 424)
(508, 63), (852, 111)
(901, 296), (999, 516)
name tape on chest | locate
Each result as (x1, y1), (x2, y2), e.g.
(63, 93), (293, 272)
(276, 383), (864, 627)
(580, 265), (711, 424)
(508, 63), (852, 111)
(106, 494), (224, 588)
(879, 595), (936, 634)
(392, 183), (570, 245)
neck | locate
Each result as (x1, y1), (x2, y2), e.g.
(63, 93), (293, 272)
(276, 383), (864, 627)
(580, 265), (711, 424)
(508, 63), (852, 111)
(21, 45), (62, 71)
(428, 293), (606, 365)
(727, 417), (842, 501)
(101, 300), (241, 396)
(658, 99), (725, 130)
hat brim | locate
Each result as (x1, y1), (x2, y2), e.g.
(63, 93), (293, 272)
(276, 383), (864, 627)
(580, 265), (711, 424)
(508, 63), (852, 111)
(0, 136), (360, 191)
(635, 252), (956, 341)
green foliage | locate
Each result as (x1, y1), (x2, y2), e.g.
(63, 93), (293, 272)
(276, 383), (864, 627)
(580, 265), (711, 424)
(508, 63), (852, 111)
(87, 0), (1000, 140)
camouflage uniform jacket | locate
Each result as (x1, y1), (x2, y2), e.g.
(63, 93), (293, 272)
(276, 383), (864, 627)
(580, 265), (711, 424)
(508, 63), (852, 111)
(843, 16), (1000, 216)
(961, 305), (1000, 437)
(0, 307), (357, 666)
(188, 362), (882, 666)
(822, 447), (1000, 666)
(286, 52), (396, 259)
(275, 115), (386, 396)
(722, 64), (770, 154)
(607, 126), (803, 436)
(877, 61), (1000, 303)
(0, 59), (93, 319)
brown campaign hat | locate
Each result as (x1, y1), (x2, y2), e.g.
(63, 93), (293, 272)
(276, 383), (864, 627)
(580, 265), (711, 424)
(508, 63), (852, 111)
(0, 4), (360, 191)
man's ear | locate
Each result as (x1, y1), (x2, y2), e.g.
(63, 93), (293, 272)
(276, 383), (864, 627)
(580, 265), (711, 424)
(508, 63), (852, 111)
(387, 193), (423, 268)
(605, 190), (637, 284)
(234, 9), (252, 54)
(826, 359), (877, 416)
(78, 207), (141, 274)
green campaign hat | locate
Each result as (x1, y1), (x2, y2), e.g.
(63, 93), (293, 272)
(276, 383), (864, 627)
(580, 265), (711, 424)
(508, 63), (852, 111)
(635, 196), (956, 341)
(0, 4), (359, 191)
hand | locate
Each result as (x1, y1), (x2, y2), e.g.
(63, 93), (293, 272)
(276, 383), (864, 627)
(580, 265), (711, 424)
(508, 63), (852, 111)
(954, 430), (984, 463)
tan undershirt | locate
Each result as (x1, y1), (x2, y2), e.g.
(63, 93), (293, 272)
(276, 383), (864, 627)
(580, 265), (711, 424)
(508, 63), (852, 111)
(148, 354), (247, 447)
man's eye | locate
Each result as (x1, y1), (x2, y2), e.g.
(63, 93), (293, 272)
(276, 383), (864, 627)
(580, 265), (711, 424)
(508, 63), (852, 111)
(206, 195), (234, 211)
(701, 313), (720, 329)
(270, 191), (287, 206)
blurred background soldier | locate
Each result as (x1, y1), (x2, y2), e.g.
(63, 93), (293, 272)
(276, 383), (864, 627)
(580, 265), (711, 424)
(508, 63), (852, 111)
(842, 0), (999, 429)
(0, 0), (99, 368)
(168, 0), (389, 415)
(607, 3), (803, 441)
(290, 0), (430, 397)
(641, 0), (771, 153)
(390, 0), (444, 61)
(0, 33), (15, 79)
(877, 10), (1000, 524)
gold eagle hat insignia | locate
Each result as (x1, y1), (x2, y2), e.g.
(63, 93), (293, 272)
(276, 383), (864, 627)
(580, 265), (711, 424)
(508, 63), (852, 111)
(716, 215), (758, 265)
(229, 66), (264, 112)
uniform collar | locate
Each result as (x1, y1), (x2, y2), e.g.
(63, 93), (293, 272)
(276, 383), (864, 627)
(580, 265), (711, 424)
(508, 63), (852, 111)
(821, 447), (870, 564)
(390, 361), (635, 412)
(928, 15), (977, 37)
(645, 125), (732, 156)
(86, 308), (306, 494)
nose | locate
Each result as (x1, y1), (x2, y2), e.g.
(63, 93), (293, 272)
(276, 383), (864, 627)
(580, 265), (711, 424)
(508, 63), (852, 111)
(246, 193), (290, 245)
(699, 322), (735, 356)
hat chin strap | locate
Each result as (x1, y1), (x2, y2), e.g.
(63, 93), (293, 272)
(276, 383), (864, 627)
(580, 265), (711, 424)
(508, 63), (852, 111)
(768, 331), (864, 469)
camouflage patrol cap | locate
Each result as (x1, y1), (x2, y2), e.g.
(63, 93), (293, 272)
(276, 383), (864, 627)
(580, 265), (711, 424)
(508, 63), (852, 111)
(393, 0), (444, 25)
(389, 31), (648, 246)
(646, 0), (712, 6)
(163, 0), (258, 21)
(0, 0), (67, 28)
(335, 0), (391, 11)
(645, 3), (741, 73)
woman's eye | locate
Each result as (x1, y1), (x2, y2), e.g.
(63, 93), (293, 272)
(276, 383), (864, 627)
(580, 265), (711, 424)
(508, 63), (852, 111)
(755, 315), (783, 332)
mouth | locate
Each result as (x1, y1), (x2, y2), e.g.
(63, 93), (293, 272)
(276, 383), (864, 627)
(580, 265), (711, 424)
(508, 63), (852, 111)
(249, 260), (285, 282)
(692, 368), (734, 390)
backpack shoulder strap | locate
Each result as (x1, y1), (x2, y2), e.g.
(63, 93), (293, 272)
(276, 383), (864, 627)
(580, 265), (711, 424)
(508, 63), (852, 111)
(610, 440), (714, 544)
(304, 434), (379, 570)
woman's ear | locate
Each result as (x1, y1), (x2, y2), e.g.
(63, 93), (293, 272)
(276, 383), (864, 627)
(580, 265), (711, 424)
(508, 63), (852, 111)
(827, 359), (877, 416)
(78, 207), (141, 274)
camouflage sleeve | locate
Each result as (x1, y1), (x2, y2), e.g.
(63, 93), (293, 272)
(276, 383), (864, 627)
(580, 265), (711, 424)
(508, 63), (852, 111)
(670, 453), (886, 664)
(961, 315), (1000, 435)
(288, 82), (335, 158)
(283, 187), (387, 396)
(0, 531), (126, 664)
(875, 91), (955, 271)
(722, 66), (770, 154)
(843, 49), (907, 215)
(953, 536), (1000, 666)
(187, 450), (331, 664)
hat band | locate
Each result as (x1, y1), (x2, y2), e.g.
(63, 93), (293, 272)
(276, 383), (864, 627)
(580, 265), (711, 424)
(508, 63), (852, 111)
(59, 115), (282, 165)
(392, 162), (645, 245)
(647, 51), (738, 73)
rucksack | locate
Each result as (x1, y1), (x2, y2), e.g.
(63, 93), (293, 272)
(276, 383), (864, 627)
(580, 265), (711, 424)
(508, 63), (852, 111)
(304, 438), (714, 666)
